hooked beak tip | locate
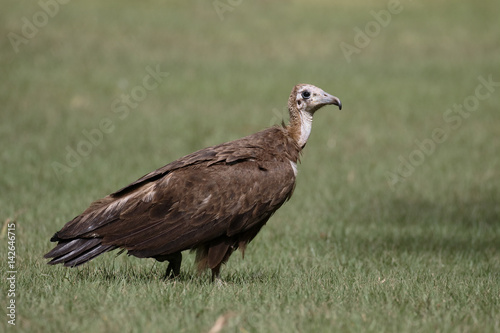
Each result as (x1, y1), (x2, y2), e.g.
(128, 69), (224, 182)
(330, 96), (342, 110)
(336, 99), (342, 110)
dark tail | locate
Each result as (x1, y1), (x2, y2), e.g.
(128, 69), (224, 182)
(44, 236), (116, 267)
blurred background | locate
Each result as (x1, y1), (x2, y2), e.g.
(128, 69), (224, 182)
(1, 0), (499, 331)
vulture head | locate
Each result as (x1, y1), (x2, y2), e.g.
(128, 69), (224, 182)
(290, 84), (342, 115)
(287, 84), (342, 148)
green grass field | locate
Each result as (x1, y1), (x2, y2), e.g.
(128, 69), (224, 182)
(2, 0), (499, 332)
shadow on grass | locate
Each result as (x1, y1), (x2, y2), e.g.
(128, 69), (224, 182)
(376, 188), (500, 255)
(68, 259), (274, 285)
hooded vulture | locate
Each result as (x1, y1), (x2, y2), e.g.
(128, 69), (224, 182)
(44, 84), (342, 281)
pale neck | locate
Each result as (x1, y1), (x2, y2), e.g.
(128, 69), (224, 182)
(288, 109), (313, 149)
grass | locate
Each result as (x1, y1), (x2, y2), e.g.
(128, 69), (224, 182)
(1, 0), (500, 332)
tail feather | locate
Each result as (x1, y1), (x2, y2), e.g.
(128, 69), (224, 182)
(65, 243), (116, 267)
(44, 238), (116, 267)
(44, 238), (99, 260)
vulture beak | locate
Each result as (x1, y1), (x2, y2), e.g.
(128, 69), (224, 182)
(318, 92), (342, 110)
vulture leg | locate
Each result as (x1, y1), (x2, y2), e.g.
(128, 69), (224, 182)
(211, 265), (222, 283)
(208, 242), (235, 283)
(153, 252), (182, 279)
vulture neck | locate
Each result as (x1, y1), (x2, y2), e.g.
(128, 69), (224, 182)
(287, 107), (313, 149)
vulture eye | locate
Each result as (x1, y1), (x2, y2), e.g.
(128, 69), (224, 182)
(301, 91), (311, 99)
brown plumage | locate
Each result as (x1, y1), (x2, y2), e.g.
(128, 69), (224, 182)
(44, 84), (342, 281)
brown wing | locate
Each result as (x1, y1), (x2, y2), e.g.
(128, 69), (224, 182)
(50, 127), (298, 261)
(97, 159), (294, 258)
